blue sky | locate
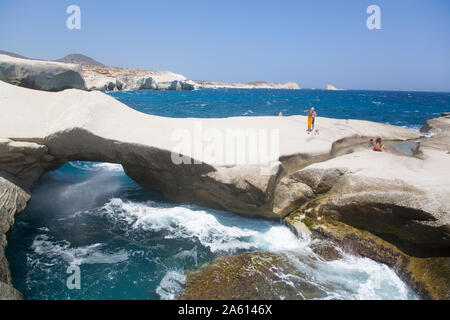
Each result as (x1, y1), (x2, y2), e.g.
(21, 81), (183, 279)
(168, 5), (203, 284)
(0, 0), (449, 91)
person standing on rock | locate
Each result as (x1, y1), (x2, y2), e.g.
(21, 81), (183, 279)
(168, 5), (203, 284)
(311, 107), (317, 131)
(305, 107), (316, 133)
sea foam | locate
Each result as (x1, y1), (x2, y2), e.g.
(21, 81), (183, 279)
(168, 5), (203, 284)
(99, 198), (307, 254)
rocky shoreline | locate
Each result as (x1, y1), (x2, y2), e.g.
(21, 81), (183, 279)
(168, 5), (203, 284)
(0, 59), (448, 300)
(0, 53), (301, 92)
(81, 65), (196, 91)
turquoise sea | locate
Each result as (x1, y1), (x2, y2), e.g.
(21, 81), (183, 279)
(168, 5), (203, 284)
(6, 89), (449, 300)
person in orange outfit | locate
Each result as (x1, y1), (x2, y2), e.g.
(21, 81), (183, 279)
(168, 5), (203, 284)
(305, 107), (316, 133)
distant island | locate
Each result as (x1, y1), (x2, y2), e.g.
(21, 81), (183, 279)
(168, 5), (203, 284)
(325, 84), (345, 91)
(193, 80), (300, 90)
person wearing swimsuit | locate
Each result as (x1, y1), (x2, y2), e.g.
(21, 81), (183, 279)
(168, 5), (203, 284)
(373, 137), (388, 152)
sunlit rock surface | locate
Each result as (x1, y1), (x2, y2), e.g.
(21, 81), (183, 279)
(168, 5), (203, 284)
(0, 54), (86, 92)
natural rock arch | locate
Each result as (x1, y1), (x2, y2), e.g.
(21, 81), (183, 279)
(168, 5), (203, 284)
(2, 81), (449, 299)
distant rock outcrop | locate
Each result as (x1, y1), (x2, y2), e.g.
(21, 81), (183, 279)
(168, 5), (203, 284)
(55, 53), (105, 67)
(81, 65), (195, 91)
(0, 50), (300, 92)
(281, 82), (301, 90)
(420, 114), (450, 136)
(0, 54), (86, 91)
(193, 80), (300, 90)
(419, 114), (450, 153)
(325, 84), (344, 91)
(0, 53), (195, 92)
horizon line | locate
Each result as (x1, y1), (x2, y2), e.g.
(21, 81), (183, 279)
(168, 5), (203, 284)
(1, 49), (449, 94)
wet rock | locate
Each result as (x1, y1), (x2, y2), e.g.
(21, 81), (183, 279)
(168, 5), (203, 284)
(281, 149), (450, 257)
(0, 173), (30, 299)
(419, 115), (450, 153)
(0, 281), (22, 300)
(310, 241), (343, 261)
(406, 257), (450, 300)
(179, 252), (328, 300)
(286, 212), (450, 300)
(273, 167), (347, 216)
(420, 115), (450, 135)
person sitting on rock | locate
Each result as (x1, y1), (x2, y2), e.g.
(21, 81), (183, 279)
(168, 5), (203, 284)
(373, 137), (388, 152)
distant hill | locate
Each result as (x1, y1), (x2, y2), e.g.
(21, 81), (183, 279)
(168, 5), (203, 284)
(0, 50), (32, 60)
(0, 50), (105, 67)
(55, 54), (105, 67)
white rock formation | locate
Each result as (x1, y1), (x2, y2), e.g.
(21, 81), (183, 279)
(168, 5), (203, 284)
(0, 54), (86, 91)
(325, 84), (344, 91)
(81, 65), (194, 91)
(2, 80), (449, 299)
(0, 53), (304, 94)
(281, 82), (301, 89)
(0, 80), (421, 215)
(275, 137), (450, 256)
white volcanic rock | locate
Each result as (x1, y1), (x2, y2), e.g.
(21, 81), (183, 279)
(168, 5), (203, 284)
(2, 80), (447, 299)
(0, 52), (300, 93)
(419, 115), (450, 152)
(0, 80), (420, 216)
(155, 80), (196, 91)
(81, 65), (193, 91)
(325, 84), (344, 91)
(0, 54), (194, 92)
(0, 54), (86, 91)
(83, 75), (118, 91)
(276, 147), (450, 256)
(281, 82), (301, 89)
(420, 115), (450, 136)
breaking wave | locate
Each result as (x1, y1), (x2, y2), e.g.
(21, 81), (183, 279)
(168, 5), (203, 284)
(98, 198), (307, 254)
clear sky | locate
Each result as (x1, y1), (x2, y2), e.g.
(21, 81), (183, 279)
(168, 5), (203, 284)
(1, 0), (449, 92)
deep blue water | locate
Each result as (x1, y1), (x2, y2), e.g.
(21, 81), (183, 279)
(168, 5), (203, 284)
(109, 89), (450, 129)
(7, 162), (305, 300)
(7, 88), (441, 300)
